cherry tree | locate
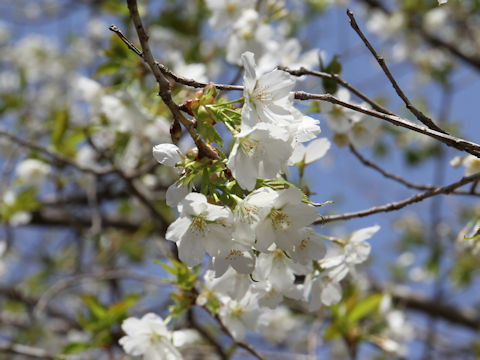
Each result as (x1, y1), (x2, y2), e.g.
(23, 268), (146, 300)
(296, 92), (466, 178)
(1, 0), (480, 359)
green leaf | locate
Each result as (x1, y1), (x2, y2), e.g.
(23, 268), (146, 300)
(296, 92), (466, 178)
(51, 108), (69, 150)
(321, 55), (342, 94)
(347, 293), (383, 324)
(61, 342), (93, 355)
(82, 295), (108, 320)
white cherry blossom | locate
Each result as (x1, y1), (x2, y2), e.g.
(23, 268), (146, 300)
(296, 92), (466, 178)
(15, 158), (51, 188)
(218, 291), (261, 341)
(289, 138), (331, 166)
(165, 193), (233, 266)
(304, 271), (342, 310)
(232, 186), (278, 246)
(153, 143), (183, 167)
(320, 225), (380, 282)
(252, 246), (310, 305)
(227, 122), (293, 191)
(254, 187), (319, 252)
(241, 51), (296, 128)
(226, 10), (273, 65)
(206, 0), (256, 30)
(202, 268), (251, 301)
(119, 313), (183, 360)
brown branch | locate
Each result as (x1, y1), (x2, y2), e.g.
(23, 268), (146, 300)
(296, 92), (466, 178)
(187, 309), (228, 360)
(356, 0), (480, 72)
(0, 342), (54, 360)
(33, 270), (167, 320)
(28, 209), (143, 231)
(349, 144), (434, 191)
(109, 23), (243, 92)
(0, 129), (115, 176)
(349, 144), (480, 196)
(374, 283), (480, 330)
(121, 4), (220, 160)
(110, 22), (480, 159)
(295, 91), (480, 158)
(317, 171), (480, 224)
(105, 27), (480, 159)
(0, 285), (80, 329)
(346, 9), (447, 135)
(278, 66), (395, 116)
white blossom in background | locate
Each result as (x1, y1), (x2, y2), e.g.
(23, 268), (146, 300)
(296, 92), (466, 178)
(304, 271), (343, 309)
(320, 225), (380, 282)
(450, 155), (480, 177)
(348, 111), (382, 148)
(438, 0), (448, 4)
(218, 290), (261, 341)
(258, 306), (306, 347)
(252, 247), (309, 306)
(165, 193), (233, 266)
(206, 0), (256, 29)
(378, 295), (414, 356)
(257, 38), (320, 75)
(456, 219), (480, 255)
(226, 9), (273, 65)
(201, 268), (252, 301)
(323, 88), (356, 133)
(172, 329), (203, 349)
(15, 158), (51, 188)
(323, 89), (380, 148)
(119, 313), (183, 360)
(167, 51), (207, 83)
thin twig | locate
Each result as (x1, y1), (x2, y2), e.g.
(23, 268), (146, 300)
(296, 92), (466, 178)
(346, 9), (447, 135)
(295, 91), (480, 157)
(109, 23), (243, 92)
(121, 4), (220, 160)
(0, 343), (54, 360)
(317, 171), (480, 224)
(372, 282), (480, 330)
(279, 65), (395, 116)
(0, 129), (115, 176)
(187, 309), (228, 360)
(108, 25), (480, 159)
(357, 0), (480, 71)
(349, 145), (433, 190)
(349, 144), (480, 196)
(33, 270), (166, 320)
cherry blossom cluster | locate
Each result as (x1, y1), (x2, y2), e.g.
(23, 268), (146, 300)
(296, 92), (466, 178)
(147, 50), (381, 348)
(206, 0), (320, 72)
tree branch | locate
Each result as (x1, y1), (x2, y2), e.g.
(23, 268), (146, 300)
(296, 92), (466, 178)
(374, 283), (480, 330)
(346, 9), (447, 134)
(356, 0), (480, 72)
(295, 91), (480, 157)
(123, 2), (220, 160)
(0, 342), (54, 360)
(0, 129), (115, 176)
(109, 24), (480, 159)
(279, 65), (395, 116)
(317, 171), (480, 224)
